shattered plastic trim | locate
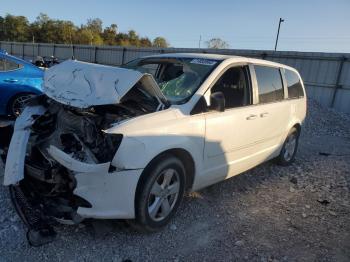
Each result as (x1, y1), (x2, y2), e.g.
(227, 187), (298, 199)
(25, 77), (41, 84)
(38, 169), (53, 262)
(47, 145), (141, 219)
(48, 145), (110, 173)
(73, 169), (142, 218)
(3, 105), (46, 185)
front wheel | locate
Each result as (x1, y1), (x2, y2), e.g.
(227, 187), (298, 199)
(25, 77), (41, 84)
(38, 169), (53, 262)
(132, 155), (186, 232)
(276, 127), (300, 166)
(8, 93), (35, 117)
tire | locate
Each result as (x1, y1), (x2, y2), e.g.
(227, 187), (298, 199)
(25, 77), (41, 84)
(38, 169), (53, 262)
(8, 93), (35, 117)
(132, 154), (186, 232)
(276, 127), (300, 166)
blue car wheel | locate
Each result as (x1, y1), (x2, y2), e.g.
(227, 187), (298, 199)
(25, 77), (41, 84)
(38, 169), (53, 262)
(8, 93), (36, 117)
(0, 51), (44, 117)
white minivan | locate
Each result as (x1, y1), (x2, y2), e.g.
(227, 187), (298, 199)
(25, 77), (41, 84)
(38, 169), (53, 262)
(4, 53), (306, 244)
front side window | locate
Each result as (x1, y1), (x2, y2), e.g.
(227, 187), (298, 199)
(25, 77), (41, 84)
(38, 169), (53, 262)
(123, 57), (221, 104)
(211, 66), (251, 109)
(255, 65), (284, 103)
(284, 69), (304, 98)
(0, 58), (22, 72)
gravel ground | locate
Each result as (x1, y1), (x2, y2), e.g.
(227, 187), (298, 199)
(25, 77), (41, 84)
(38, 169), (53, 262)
(0, 99), (349, 262)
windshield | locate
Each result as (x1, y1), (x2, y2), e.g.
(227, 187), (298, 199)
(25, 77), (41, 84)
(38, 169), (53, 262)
(123, 57), (221, 104)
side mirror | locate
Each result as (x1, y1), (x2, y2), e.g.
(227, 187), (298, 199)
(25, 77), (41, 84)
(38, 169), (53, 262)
(210, 92), (225, 112)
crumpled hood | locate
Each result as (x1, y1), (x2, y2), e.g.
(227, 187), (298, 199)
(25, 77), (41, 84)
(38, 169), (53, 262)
(43, 60), (166, 108)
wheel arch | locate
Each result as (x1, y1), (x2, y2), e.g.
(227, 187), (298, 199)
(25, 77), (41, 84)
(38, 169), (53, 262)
(6, 90), (39, 115)
(292, 123), (301, 134)
(285, 121), (302, 139)
(134, 148), (196, 208)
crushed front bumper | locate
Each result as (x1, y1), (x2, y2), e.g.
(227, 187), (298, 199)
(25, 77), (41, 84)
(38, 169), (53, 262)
(3, 105), (142, 220)
(47, 144), (142, 219)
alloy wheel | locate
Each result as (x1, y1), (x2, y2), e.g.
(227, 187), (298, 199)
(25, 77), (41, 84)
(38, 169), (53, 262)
(283, 133), (297, 161)
(147, 168), (180, 222)
(11, 94), (35, 117)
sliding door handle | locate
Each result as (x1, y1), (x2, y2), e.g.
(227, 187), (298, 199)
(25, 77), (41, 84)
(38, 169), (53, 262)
(260, 112), (269, 118)
(246, 114), (258, 120)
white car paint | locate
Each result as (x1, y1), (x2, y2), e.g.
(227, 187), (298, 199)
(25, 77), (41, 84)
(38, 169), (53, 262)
(43, 60), (167, 108)
(3, 105), (46, 185)
(3, 53), (306, 219)
(48, 145), (142, 218)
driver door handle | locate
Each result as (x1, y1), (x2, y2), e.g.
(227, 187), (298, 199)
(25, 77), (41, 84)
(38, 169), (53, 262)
(4, 78), (18, 83)
(246, 114), (258, 120)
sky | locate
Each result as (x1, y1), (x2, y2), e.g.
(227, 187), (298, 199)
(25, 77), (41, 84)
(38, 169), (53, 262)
(1, 0), (350, 53)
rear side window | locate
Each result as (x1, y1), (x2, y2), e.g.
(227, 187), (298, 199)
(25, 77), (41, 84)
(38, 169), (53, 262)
(0, 58), (23, 71)
(285, 69), (304, 98)
(255, 65), (284, 103)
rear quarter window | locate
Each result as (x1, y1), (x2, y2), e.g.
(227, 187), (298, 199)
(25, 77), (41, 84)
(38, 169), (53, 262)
(285, 69), (304, 98)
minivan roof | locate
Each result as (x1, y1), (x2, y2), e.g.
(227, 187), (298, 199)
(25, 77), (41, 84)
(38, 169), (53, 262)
(143, 52), (299, 73)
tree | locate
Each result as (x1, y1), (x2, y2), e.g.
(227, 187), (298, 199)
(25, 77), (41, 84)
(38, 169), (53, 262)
(30, 13), (74, 43)
(74, 28), (103, 45)
(54, 20), (76, 44)
(0, 16), (4, 40)
(102, 24), (118, 45)
(86, 18), (103, 34)
(206, 38), (229, 49)
(1, 14), (30, 42)
(73, 18), (105, 45)
(140, 37), (152, 47)
(0, 13), (171, 47)
(30, 13), (55, 43)
(115, 32), (130, 46)
(152, 37), (169, 48)
(127, 30), (140, 46)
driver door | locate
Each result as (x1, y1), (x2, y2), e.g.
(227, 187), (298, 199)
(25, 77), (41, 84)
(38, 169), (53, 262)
(200, 65), (265, 187)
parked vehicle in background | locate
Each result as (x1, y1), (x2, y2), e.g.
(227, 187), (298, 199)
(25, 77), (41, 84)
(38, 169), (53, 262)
(3, 53), (306, 245)
(33, 55), (60, 69)
(0, 50), (43, 117)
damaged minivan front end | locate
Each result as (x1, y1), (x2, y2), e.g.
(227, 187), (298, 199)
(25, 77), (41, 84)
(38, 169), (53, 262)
(3, 60), (168, 245)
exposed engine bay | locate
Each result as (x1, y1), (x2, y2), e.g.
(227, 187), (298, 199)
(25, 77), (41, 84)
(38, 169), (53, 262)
(8, 83), (163, 245)
(2, 60), (170, 246)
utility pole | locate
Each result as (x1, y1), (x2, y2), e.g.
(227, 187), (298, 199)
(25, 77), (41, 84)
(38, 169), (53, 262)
(274, 18), (284, 51)
(69, 28), (74, 59)
(198, 35), (202, 48)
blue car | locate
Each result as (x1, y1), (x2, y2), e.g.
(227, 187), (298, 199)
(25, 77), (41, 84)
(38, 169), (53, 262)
(0, 50), (43, 117)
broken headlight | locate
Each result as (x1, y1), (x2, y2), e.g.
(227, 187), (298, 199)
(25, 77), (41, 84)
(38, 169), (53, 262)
(94, 133), (123, 163)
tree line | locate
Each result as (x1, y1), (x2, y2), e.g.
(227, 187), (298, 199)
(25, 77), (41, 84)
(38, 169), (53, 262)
(0, 13), (170, 48)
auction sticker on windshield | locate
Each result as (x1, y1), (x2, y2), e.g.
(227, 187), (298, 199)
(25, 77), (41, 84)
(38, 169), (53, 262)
(190, 58), (217, 66)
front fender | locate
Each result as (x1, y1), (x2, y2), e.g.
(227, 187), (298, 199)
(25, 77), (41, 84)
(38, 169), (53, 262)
(111, 134), (204, 172)
(111, 136), (147, 169)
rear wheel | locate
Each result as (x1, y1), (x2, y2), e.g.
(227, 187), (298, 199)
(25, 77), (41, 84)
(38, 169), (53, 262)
(132, 155), (185, 232)
(8, 93), (35, 117)
(276, 127), (300, 166)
